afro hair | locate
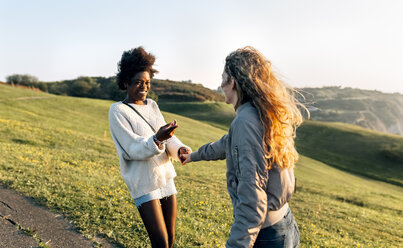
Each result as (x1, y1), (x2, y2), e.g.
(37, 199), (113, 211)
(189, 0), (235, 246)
(116, 47), (158, 90)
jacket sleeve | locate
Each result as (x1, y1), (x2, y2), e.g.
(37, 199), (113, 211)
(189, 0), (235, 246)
(190, 134), (228, 161)
(109, 107), (165, 160)
(166, 135), (192, 162)
(226, 119), (268, 248)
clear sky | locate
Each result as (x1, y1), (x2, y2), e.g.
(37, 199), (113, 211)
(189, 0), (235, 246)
(1, 0), (402, 93)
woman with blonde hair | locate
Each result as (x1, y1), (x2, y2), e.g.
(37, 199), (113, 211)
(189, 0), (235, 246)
(181, 46), (304, 247)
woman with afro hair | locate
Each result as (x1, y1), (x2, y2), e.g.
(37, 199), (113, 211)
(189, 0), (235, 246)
(109, 47), (191, 248)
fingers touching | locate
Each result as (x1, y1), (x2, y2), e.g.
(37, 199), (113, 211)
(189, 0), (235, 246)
(180, 153), (192, 165)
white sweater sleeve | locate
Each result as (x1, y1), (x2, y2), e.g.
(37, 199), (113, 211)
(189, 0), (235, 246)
(109, 108), (165, 160)
(150, 100), (192, 161)
(166, 135), (192, 161)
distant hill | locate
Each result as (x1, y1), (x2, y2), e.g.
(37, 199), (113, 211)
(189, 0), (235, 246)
(152, 79), (224, 102)
(4, 75), (224, 102)
(299, 87), (403, 135)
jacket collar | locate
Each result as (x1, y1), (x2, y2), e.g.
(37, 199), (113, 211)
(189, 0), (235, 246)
(236, 101), (253, 114)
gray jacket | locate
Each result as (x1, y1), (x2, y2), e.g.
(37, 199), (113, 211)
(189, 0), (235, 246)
(191, 102), (295, 248)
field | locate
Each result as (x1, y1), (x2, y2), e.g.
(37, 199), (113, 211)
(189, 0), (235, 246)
(0, 84), (402, 247)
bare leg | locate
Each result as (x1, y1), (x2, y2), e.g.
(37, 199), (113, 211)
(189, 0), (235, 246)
(160, 194), (177, 248)
(138, 199), (169, 248)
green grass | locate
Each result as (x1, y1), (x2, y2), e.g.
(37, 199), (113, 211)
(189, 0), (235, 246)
(158, 101), (235, 130)
(0, 84), (402, 247)
(296, 121), (403, 187)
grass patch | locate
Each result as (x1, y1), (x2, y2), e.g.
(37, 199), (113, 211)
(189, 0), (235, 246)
(296, 121), (403, 186)
(158, 101), (235, 130)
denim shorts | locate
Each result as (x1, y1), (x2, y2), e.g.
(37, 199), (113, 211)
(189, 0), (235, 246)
(133, 178), (177, 208)
(253, 208), (300, 248)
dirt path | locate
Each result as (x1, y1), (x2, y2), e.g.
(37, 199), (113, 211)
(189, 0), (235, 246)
(0, 184), (120, 248)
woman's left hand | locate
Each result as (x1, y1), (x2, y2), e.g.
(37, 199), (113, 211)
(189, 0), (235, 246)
(180, 153), (192, 165)
(178, 147), (192, 164)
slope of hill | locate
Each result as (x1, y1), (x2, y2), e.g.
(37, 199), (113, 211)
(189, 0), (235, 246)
(158, 101), (234, 130)
(296, 120), (403, 186)
(157, 85), (403, 136)
(157, 101), (403, 187)
(300, 87), (403, 135)
(0, 84), (402, 247)
(6, 74), (403, 135)
(152, 79), (224, 102)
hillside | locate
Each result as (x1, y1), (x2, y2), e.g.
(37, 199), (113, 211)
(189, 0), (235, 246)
(156, 85), (403, 136)
(6, 74), (403, 135)
(158, 101), (234, 130)
(0, 84), (402, 247)
(152, 79), (224, 102)
(157, 101), (403, 187)
(299, 87), (403, 135)
(296, 120), (403, 186)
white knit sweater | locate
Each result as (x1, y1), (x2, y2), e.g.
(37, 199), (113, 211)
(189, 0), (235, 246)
(109, 99), (189, 199)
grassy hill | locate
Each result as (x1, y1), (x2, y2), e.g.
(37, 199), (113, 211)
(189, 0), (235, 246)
(158, 101), (403, 187)
(158, 86), (403, 136)
(296, 121), (403, 186)
(158, 101), (234, 130)
(0, 84), (402, 247)
(152, 79), (224, 102)
(7, 74), (403, 135)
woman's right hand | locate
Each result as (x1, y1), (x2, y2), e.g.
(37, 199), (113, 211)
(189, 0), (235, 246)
(155, 120), (178, 142)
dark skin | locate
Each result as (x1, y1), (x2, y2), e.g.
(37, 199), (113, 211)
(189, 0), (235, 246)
(124, 71), (179, 142)
(124, 71), (190, 248)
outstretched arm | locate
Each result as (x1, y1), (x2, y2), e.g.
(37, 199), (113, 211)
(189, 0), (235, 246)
(181, 134), (228, 165)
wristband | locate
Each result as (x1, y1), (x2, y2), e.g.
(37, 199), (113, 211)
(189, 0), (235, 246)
(153, 135), (166, 146)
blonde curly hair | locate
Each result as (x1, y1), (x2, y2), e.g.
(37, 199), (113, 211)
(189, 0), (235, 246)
(224, 46), (307, 169)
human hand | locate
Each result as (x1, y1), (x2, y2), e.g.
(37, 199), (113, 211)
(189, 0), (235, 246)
(155, 120), (178, 142)
(178, 147), (192, 163)
(180, 153), (192, 165)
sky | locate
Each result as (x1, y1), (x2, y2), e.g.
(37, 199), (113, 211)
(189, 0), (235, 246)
(1, 0), (403, 94)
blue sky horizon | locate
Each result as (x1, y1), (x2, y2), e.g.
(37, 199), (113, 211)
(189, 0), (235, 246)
(1, 0), (402, 94)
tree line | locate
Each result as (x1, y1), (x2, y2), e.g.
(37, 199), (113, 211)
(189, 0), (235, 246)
(5, 74), (224, 102)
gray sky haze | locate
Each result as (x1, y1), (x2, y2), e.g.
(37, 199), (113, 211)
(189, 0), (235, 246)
(1, 0), (402, 93)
